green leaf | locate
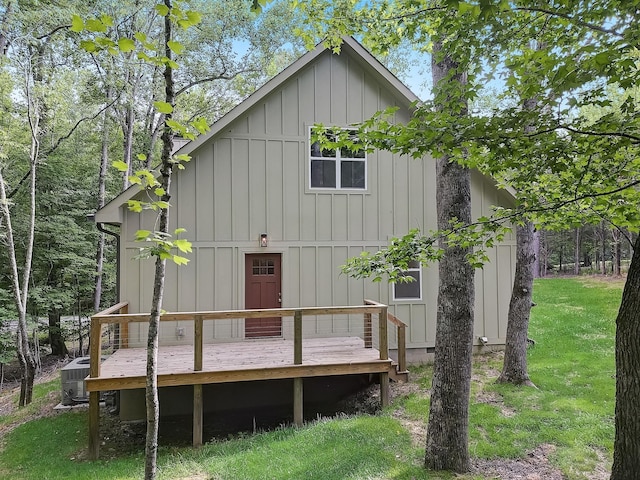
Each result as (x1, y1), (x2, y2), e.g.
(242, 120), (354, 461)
(186, 10), (202, 25)
(80, 40), (97, 53)
(128, 175), (141, 185)
(127, 200), (143, 213)
(155, 201), (170, 209)
(154, 187), (165, 196)
(135, 230), (152, 241)
(101, 14), (113, 27)
(155, 4), (170, 16)
(172, 255), (190, 265)
(174, 227), (187, 235)
(70, 15), (84, 33)
(167, 40), (184, 55)
(136, 153), (147, 161)
(174, 238), (192, 254)
(85, 18), (107, 33)
(118, 38), (136, 53)
(154, 101), (173, 114)
(191, 117), (209, 134)
(112, 160), (129, 172)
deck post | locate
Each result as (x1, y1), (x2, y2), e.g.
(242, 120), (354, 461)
(194, 315), (203, 371)
(193, 384), (203, 447)
(363, 312), (372, 348)
(294, 310), (302, 364)
(380, 371), (390, 408)
(293, 310), (303, 426)
(120, 303), (129, 349)
(88, 391), (100, 459)
(397, 323), (407, 373)
(88, 316), (102, 459)
(293, 377), (303, 426)
(378, 306), (388, 361)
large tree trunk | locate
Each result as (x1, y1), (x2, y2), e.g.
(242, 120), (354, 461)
(611, 234), (640, 479)
(145, 3), (174, 478)
(424, 40), (473, 473)
(48, 311), (68, 357)
(497, 221), (536, 386)
(532, 229), (540, 278)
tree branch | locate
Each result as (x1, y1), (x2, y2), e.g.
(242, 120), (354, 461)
(514, 7), (624, 37)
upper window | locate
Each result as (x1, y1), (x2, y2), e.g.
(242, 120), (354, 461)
(393, 261), (422, 301)
(309, 127), (366, 190)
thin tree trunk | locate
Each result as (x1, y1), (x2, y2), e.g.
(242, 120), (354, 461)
(600, 221), (607, 274)
(612, 228), (621, 276)
(424, 40), (473, 473)
(145, 3), (175, 478)
(0, 125), (38, 406)
(94, 97), (111, 311)
(121, 103), (135, 190)
(574, 227), (581, 275)
(611, 234), (640, 479)
(0, 1), (13, 56)
(540, 230), (547, 277)
(497, 221), (536, 386)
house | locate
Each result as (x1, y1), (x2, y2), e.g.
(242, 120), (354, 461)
(89, 36), (515, 455)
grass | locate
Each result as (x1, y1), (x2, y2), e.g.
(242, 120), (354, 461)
(0, 277), (624, 479)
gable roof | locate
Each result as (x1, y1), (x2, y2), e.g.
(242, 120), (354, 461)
(94, 36), (421, 224)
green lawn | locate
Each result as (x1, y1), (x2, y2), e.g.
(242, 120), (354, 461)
(0, 277), (623, 480)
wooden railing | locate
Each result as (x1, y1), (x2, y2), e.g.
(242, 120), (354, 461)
(89, 302), (393, 381)
(87, 300), (405, 460)
(364, 299), (408, 375)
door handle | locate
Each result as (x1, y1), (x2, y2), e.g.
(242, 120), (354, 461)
(278, 292), (282, 303)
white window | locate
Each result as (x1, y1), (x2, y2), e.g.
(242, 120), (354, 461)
(309, 127), (366, 190)
(393, 261), (422, 301)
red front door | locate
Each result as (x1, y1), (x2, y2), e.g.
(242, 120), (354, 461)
(245, 254), (282, 337)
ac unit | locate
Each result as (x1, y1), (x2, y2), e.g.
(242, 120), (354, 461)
(60, 357), (91, 405)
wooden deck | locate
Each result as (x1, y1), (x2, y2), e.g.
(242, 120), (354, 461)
(87, 301), (407, 460)
(85, 336), (392, 392)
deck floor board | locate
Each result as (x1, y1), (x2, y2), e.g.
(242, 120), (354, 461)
(87, 336), (389, 391)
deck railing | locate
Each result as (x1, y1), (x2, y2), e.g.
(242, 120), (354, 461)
(364, 299), (408, 375)
(88, 300), (407, 459)
(89, 301), (407, 381)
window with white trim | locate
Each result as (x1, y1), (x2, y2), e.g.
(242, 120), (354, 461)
(309, 127), (366, 190)
(393, 260), (422, 301)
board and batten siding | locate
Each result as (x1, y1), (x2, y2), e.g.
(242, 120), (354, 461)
(118, 49), (515, 352)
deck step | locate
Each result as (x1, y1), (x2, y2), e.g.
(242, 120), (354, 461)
(389, 362), (409, 383)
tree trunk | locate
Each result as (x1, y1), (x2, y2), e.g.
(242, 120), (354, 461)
(497, 221), (536, 386)
(600, 221), (607, 274)
(611, 234), (640, 479)
(424, 40), (473, 473)
(94, 98), (111, 311)
(145, 4), (175, 478)
(532, 229), (540, 278)
(539, 230), (547, 277)
(0, 1), (13, 56)
(574, 227), (581, 275)
(612, 228), (621, 277)
(48, 311), (68, 356)
(121, 102), (135, 190)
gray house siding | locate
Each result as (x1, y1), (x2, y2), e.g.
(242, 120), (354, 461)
(110, 42), (515, 357)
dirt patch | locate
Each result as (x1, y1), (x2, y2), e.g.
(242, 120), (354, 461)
(473, 444), (564, 479)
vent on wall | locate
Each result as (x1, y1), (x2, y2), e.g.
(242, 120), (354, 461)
(60, 357), (91, 405)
